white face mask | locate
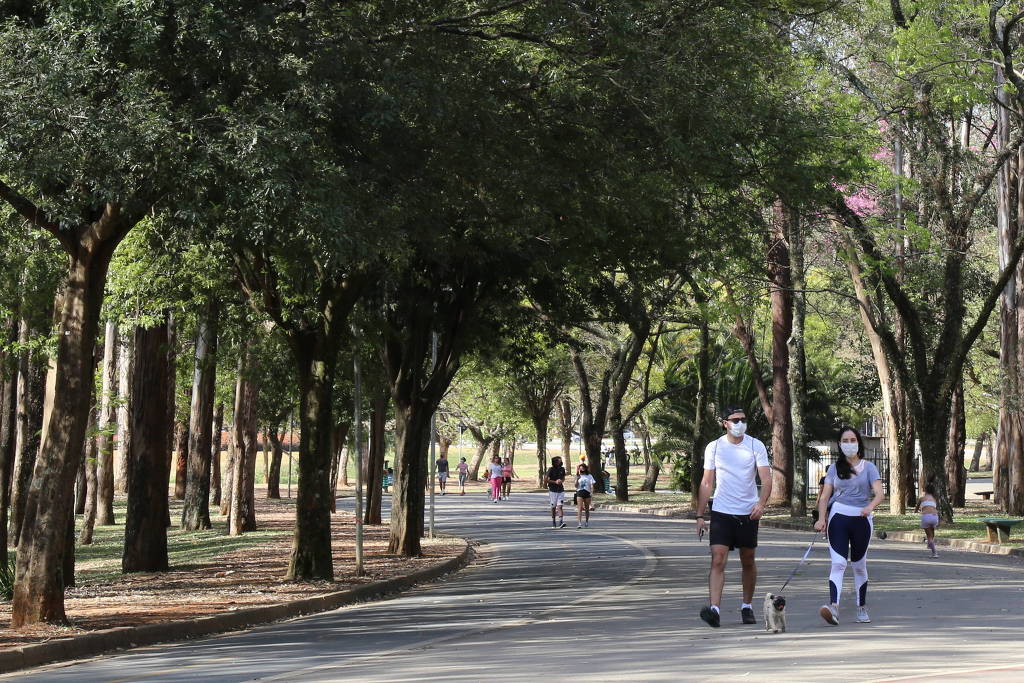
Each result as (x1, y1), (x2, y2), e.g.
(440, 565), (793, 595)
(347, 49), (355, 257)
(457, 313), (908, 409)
(728, 421), (747, 438)
(839, 442), (859, 457)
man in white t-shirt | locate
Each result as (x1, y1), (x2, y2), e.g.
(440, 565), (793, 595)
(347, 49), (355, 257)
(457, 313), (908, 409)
(694, 406), (771, 628)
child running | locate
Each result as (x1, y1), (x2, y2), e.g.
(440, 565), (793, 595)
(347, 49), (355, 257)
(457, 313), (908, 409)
(486, 455), (504, 503)
(457, 457), (469, 495)
(501, 457), (513, 500)
(915, 483), (940, 558)
(575, 464), (596, 528)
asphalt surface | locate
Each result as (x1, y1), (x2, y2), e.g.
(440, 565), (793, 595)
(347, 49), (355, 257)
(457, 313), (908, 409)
(8, 491), (1024, 682)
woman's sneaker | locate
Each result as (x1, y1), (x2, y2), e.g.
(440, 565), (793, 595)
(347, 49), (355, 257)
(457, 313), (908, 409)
(699, 606), (721, 628)
(820, 604), (839, 625)
(856, 607), (871, 623)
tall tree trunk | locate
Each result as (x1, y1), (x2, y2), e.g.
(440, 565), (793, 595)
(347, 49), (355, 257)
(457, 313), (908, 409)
(220, 435), (235, 517)
(10, 318), (44, 546)
(572, 349), (613, 493)
(228, 350), (259, 535)
(12, 213), (131, 627)
(767, 202), (794, 506)
(122, 320), (170, 573)
(182, 306), (218, 530)
(286, 335), (337, 580)
(94, 321), (117, 527)
(532, 414), (549, 488)
(945, 382), (967, 507)
(994, 60), (1024, 511)
(365, 393), (387, 525)
(969, 431), (988, 472)
(0, 318), (19, 566)
(172, 420), (188, 500)
(788, 210), (808, 517)
(915, 399), (955, 522)
(211, 402), (224, 507)
(114, 334), (132, 495)
(78, 404), (99, 544)
(689, 316), (710, 507)
(329, 422), (351, 514)
(267, 418), (284, 500)
(558, 397), (573, 464)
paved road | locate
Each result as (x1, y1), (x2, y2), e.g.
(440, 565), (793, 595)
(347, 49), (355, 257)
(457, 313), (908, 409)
(9, 493), (1024, 682)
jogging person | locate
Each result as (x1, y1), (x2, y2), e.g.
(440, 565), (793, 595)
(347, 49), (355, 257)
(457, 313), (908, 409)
(695, 406), (771, 628)
(501, 457), (513, 500)
(436, 454), (450, 495)
(545, 456), (567, 528)
(457, 457), (469, 495)
(814, 426), (883, 625)
(575, 463), (596, 528)
(486, 455), (504, 503)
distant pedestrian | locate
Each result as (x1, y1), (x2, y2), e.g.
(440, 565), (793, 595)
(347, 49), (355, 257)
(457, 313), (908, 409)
(436, 454), (450, 495)
(545, 456), (567, 528)
(814, 426), (884, 626)
(915, 482), (940, 558)
(383, 467), (394, 493)
(457, 457), (469, 495)
(575, 464), (596, 528)
(501, 457), (513, 500)
(486, 455), (503, 503)
(694, 405), (771, 628)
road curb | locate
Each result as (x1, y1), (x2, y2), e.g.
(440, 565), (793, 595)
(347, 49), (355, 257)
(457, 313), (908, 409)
(0, 538), (475, 676)
(595, 504), (1024, 559)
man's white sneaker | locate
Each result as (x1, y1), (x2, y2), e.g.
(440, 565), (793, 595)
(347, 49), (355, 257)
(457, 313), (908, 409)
(856, 607), (871, 623)
(820, 604), (839, 625)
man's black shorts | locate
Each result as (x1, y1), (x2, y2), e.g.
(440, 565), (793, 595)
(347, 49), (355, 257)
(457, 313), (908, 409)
(709, 510), (759, 550)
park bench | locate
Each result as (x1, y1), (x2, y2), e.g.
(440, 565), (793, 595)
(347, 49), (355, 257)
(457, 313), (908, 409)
(976, 490), (994, 501)
(978, 517), (1024, 544)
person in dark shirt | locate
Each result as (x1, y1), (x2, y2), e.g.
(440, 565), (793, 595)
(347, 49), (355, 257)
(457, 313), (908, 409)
(545, 456), (567, 529)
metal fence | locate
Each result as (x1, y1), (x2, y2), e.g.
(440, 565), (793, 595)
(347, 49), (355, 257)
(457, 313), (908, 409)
(806, 447), (893, 502)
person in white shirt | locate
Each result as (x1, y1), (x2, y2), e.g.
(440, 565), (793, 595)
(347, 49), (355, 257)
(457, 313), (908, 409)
(575, 464), (596, 529)
(694, 406), (772, 628)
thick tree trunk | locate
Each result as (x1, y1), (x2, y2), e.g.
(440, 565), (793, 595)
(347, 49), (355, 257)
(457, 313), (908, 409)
(286, 337), (337, 580)
(365, 393), (387, 525)
(994, 62), (1024, 513)
(13, 218), (129, 627)
(532, 414), (548, 488)
(182, 307), (218, 530)
(211, 403), (224, 508)
(0, 319), (18, 566)
(10, 319), (45, 546)
(388, 401), (431, 556)
(944, 382), (967, 507)
(122, 321), (171, 573)
(114, 334), (132, 495)
(267, 420), (284, 499)
(916, 403), (955, 522)
(572, 350), (612, 493)
(228, 351), (258, 535)
(767, 203), (794, 506)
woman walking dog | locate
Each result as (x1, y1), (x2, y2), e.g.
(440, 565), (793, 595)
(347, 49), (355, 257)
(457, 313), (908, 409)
(814, 426), (884, 625)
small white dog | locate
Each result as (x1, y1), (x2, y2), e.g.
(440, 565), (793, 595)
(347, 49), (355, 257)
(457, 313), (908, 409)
(763, 593), (787, 633)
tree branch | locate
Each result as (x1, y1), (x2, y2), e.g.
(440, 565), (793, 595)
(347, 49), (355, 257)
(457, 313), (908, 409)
(0, 178), (71, 250)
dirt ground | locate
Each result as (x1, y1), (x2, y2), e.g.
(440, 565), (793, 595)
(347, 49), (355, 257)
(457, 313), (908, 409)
(0, 496), (463, 650)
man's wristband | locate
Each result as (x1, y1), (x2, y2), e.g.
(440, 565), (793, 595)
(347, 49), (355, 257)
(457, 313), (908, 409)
(695, 515), (704, 519)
